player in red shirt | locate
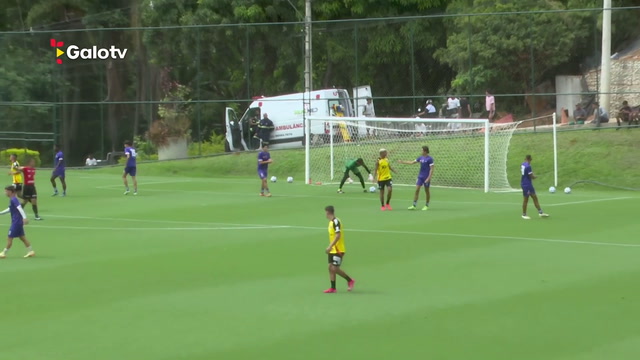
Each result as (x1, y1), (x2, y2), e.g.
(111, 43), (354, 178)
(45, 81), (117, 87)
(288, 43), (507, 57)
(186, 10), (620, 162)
(18, 158), (42, 220)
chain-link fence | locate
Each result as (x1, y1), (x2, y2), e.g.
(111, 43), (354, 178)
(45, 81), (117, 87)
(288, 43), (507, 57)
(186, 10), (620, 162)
(1, 6), (639, 165)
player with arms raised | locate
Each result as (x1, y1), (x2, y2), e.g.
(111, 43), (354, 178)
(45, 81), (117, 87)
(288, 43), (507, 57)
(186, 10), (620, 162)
(372, 149), (396, 211)
(521, 154), (549, 219)
(323, 205), (355, 293)
(258, 144), (273, 197)
(337, 158), (371, 193)
(123, 141), (138, 195)
(0, 185), (35, 258)
(51, 145), (67, 196)
(399, 145), (434, 211)
(18, 158), (42, 220)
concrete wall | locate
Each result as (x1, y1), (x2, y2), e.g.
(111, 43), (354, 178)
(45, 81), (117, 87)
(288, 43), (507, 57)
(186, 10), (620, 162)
(584, 59), (640, 111)
(555, 76), (584, 116)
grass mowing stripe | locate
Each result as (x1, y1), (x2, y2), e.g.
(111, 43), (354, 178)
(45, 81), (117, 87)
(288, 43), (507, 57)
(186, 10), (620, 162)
(33, 225), (291, 231)
(545, 197), (633, 207)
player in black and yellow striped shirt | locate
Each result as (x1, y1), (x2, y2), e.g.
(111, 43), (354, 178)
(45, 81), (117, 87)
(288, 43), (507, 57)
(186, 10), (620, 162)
(9, 154), (23, 197)
(372, 149), (396, 211)
(323, 205), (355, 293)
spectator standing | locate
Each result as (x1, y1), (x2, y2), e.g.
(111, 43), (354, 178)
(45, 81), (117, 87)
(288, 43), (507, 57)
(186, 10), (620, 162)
(447, 96), (460, 118)
(459, 97), (472, 118)
(363, 97), (376, 137)
(573, 104), (587, 124)
(257, 113), (274, 146)
(249, 117), (259, 149)
(485, 90), (496, 121)
(85, 155), (98, 166)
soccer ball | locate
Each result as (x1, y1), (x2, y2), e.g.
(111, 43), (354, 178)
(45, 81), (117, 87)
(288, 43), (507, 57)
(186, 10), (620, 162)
(286, 176), (293, 183)
(369, 186), (377, 193)
(347, 178), (354, 184)
(564, 187), (571, 194)
(549, 186), (556, 193)
(270, 176), (277, 182)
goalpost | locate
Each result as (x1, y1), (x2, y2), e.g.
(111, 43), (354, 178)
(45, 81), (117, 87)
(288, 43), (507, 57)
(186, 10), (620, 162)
(305, 116), (520, 192)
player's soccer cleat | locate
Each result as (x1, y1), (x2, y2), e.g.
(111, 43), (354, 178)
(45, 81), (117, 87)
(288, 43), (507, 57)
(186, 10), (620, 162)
(380, 206), (386, 211)
(265, 193), (272, 197)
(0, 253), (5, 259)
(337, 189), (344, 194)
(522, 215), (531, 220)
(124, 190), (130, 195)
(34, 216), (43, 221)
(408, 205), (416, 210)
(51, 192), (58, 197)
(385, 204), (392, 211)
(422, 206), (429, 211)
(539, 213), (550, 217)
(323, 288), (337, 293)
(23, 251), (35, 258)
(259, 193), (265, 196)
(133, 192), (138, 196)
(347, 279), (356, 291)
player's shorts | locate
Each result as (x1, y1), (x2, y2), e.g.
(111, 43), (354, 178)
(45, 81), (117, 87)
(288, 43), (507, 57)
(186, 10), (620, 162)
(124, 166), (137, 176)
(8, 224), (24, 238)
(328, 253), (344, 266)
(522, 185), (536, 197)
(346, 167), (361, 176)
(378, 179), (392, 189)
(258, 170), (268, 179)
(22, 185), (37, 199)
(12, 183), (23, 191)
(417, 177), (431, 187)
(52, 168), (65, 178)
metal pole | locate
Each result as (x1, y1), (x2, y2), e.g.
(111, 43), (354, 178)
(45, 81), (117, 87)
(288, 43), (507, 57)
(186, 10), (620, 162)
(467, 16), (473, 94)
(484, 119), (490, 193)
(600, 0), (612, 112)
(410, 27), (416, 113)
(552, 112), (558, 187)
(304, 0), (313, 184)
(530, 15), (536, 118)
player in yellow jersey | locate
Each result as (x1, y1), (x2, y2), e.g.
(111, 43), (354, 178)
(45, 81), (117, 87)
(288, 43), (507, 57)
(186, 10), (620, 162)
(8, 154), (23, 198)
(323, 205), (355, 293)
(372, 148), (396, 211)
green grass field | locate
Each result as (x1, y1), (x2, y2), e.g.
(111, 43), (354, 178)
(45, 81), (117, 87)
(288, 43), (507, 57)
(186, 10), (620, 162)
(2, 165), (640, 359)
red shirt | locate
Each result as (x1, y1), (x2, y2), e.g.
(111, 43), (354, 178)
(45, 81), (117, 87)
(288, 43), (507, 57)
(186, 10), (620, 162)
(22, 167), (36, 185)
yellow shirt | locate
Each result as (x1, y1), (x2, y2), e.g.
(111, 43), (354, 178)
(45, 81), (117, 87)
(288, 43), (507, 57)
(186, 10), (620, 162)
(328, 218), (345, 254)
(377, 157), (391, 181)
(11, 161), (22, 184)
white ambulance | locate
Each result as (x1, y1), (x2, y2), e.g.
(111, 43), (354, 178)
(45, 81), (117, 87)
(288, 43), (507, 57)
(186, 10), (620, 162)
(224, 86), (374, 151)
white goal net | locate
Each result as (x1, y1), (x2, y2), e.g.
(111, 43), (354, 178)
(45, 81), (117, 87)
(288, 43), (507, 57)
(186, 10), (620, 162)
(305, 117), (519, 192)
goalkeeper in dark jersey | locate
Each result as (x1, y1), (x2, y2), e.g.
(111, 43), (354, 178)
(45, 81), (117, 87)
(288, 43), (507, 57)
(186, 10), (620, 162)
(337, 158), (371, 193)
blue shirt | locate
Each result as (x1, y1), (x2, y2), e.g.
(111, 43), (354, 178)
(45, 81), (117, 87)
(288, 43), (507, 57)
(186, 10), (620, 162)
(9, 197), (23, 226)
(55, 151), (64, 169)
(416, 155), (434, 178)
(257, 151), (270, 171)
(124, 147), (137, 167)
(521, 161), (533, 187)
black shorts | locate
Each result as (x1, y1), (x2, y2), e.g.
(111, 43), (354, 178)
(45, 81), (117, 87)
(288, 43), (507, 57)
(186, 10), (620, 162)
(328, 253), (344, 266)
(378, 179), (392, 189)
(12, 183), (23, 191)
(22, 185), (37, 199)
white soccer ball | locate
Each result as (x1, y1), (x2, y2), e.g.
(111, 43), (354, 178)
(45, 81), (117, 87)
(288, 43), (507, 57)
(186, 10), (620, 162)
(549, 186), (556, 193)
(347, 178), (354, 184)
(369, 186), (377, 193)
(270, 176), (277, 182)
(564, 187), (571, 194)
(286, 176), (293, 183)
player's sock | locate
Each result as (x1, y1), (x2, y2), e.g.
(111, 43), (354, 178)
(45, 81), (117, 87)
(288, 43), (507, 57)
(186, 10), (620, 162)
(266, 187), (270, 193)
(426, 202), (429, 207)
(413, 201), (417, 206)
(330, 280), (336, 290)
(27, 246), (33, 252)
(538, 209), (543, 214)
(53, 187), (58, 193)
(33, 205), (39, 217)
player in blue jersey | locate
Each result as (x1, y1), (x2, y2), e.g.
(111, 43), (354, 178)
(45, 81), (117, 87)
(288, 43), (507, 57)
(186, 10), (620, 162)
(0, 185), (35, 258)
(399, 146), (435, 211)
(521, 155), (549, 219)
(258, 144), (273, 197)
(50, 145), (67, 196)
(123, 141), (138, 195)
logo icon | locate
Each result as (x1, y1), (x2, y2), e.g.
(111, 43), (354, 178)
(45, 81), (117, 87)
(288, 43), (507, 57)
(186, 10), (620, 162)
(50, 38), (64, 64)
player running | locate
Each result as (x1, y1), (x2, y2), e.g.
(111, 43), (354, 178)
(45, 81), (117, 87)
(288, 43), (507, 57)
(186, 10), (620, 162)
(521, 154), (549, 219)
(372, 148), (396, 211)
(51, 146), (67, 196)
(0, 185), (35, 258)
(18, 159), (42, 220)
(323, 205), (355, 293)
(258, 144), (273, 197)
(399, 145), (434, 211)
(337, 158), (372, 193)
(123, 141), (138, 195)
(8, 154), (23, 198)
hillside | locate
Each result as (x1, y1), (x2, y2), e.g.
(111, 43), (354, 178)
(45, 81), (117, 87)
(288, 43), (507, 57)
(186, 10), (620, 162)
(89, 128), (640, 190)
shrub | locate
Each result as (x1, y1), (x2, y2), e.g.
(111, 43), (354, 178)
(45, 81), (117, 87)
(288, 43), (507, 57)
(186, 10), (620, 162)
(188, 133), (226, 156)
(0, 148), (42, 167)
